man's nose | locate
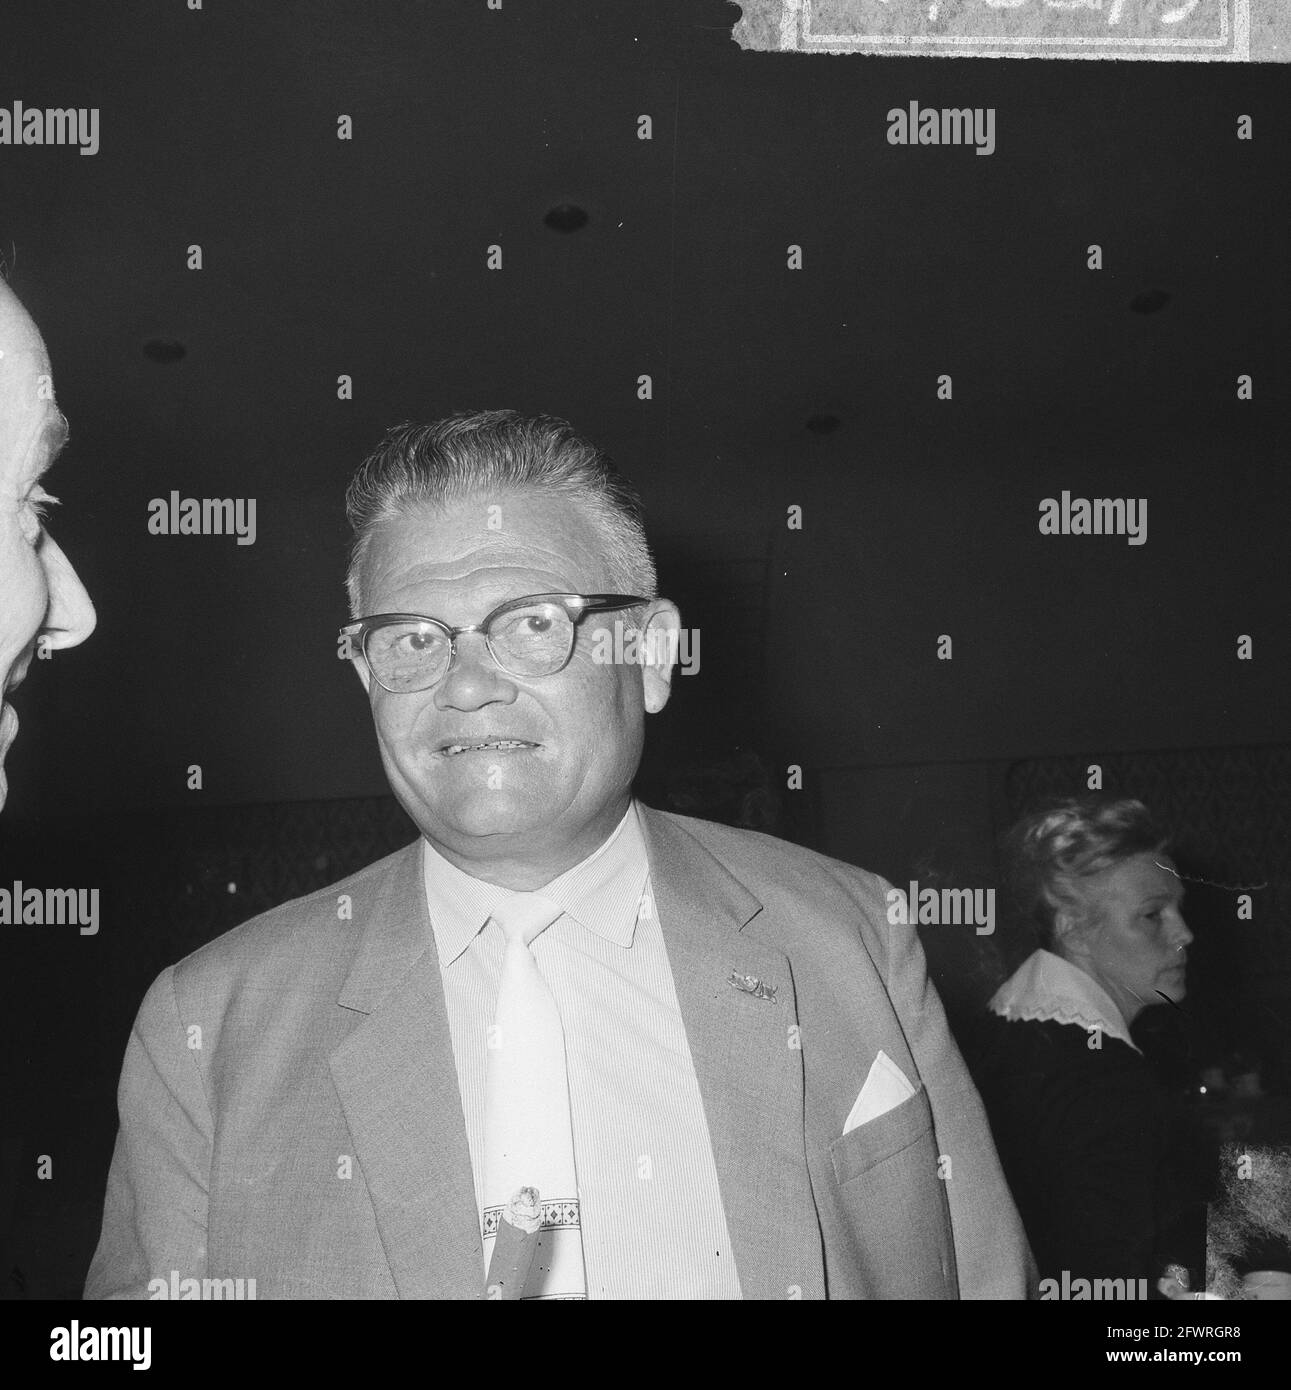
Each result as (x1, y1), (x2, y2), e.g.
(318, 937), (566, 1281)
(39, 532), (97, 650)
(432, 630), (515, 709)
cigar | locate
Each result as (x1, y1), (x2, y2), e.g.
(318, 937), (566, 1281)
(486, 1186), (543, 1299)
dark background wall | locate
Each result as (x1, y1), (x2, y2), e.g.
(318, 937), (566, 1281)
(1, 0), (1287, 1297)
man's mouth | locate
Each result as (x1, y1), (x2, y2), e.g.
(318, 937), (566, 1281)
(436, 738), (539, 758)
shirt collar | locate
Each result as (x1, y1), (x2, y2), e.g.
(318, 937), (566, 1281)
(422, 800), (651, 967)
(988, 948), (1141, 1054)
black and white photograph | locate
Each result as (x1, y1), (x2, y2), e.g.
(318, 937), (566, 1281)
(0, 0), (1287, 1361)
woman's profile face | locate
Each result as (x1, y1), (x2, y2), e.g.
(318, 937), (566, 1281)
(1064, 852), (1193, 1024)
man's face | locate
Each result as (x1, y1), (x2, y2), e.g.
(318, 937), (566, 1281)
(353, 491), (677, 878)
(1064, 852), (1192, 1022)
(0, 283), (97, 809)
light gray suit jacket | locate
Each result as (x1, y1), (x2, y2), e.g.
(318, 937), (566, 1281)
(85, 805), (1032, 1299)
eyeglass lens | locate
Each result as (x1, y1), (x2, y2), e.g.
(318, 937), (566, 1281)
(365, 598), (577, 690)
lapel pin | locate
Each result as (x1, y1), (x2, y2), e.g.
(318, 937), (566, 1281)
(729, 970), (777, 1002)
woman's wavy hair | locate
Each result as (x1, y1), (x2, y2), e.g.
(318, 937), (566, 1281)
(1001, 795), (1169, 950)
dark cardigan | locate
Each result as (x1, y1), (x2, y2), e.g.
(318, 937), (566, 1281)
(967, 1011), (1211, 1291)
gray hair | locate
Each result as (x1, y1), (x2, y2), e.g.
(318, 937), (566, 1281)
(1002, 795), (1169, 950)
(344, 410), (657, 615)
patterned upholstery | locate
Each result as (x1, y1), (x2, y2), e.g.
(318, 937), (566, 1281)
(127, 795), (420, 956)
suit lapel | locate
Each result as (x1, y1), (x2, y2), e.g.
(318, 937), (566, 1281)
(639, 807), (827, 1300)
(328, 841), (484, 1299)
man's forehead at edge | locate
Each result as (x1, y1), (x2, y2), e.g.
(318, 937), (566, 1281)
(0, 281), (67, 490)
(0, 278), (50, 363)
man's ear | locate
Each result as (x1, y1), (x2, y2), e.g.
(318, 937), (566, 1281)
(639, 600), (681, 715)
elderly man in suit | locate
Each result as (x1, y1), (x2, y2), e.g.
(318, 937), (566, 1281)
(87, 410), (1030, 1300)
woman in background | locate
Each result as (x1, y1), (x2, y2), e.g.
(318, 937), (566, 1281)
(970, 796), (1213, 1294)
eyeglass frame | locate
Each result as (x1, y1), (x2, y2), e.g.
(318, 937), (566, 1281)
(339, 591), (651, 693)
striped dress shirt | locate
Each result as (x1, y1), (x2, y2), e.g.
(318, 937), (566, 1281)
(421, 799), (742, 1299)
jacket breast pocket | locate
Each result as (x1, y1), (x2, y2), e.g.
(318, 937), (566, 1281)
(829, 1084), (933, 1187)
(826, 1084), (958, 1298)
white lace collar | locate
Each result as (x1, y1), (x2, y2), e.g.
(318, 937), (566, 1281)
(988, 949), (1141, 1054)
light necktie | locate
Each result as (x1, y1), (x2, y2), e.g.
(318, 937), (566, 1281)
(481, 892), (587, 1300)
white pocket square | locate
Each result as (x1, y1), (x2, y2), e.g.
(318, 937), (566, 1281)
(843, 1050), (917, 1135)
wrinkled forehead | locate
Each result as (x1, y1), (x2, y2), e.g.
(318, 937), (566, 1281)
(0, 282), (62, 490)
